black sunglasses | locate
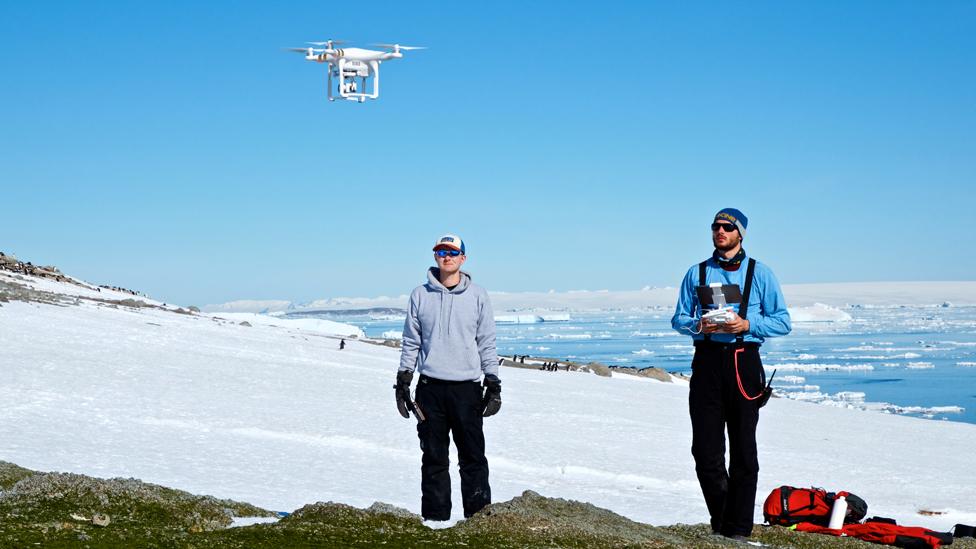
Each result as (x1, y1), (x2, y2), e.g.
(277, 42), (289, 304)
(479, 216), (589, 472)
(435, 249), (462, 257)
(711, 222), (737, 233)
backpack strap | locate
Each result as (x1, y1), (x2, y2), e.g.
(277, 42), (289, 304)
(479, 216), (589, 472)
(955, 523), (976, 538)
(736, 258), (757, 344)
(699, 261), (710, 342)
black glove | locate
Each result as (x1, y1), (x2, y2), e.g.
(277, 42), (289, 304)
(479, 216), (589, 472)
(394, 370), (413, 419)
(482, 374), (502, 417)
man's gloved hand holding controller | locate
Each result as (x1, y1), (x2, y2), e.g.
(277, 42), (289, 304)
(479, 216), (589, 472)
(394, 370), (414, 419)
(482, 374), (502, 417)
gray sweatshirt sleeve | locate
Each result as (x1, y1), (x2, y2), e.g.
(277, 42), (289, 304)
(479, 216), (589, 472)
(398, 290), (421, 372)
(476, 291), (500, 377)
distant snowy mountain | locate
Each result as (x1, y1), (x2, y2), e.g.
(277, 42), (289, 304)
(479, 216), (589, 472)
(203, 299), (295, 314)
(4, 268), (975, 531)
(204, 281), (976, 315)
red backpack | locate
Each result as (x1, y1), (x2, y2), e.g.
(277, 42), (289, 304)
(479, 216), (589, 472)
(763, 486), (867, 527)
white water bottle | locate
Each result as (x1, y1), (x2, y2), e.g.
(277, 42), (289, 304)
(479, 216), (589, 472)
(828, 495), (848, 529)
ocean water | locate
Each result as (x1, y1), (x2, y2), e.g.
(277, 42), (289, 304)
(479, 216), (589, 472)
(337, 306), (976, 425)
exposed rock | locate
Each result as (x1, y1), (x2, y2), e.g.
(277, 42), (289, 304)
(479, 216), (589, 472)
(580, 362), (612, 377)
(633, 366), (672, 383)
(0, 469), (273, 533)
(0, 251), (69, 283)
(366, 501), (421, 521)
(459, 489), (687, 545)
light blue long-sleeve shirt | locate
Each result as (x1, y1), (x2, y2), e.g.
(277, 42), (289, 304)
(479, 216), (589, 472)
(398, 268), (499, 381)
(671, 255), (791, 344)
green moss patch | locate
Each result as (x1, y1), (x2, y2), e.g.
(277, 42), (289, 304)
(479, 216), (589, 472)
(2, 461), (973, 548)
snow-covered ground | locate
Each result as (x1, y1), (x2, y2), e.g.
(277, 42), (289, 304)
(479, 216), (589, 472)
(3, 272), (975, 532)
(211, 312), (365, 339)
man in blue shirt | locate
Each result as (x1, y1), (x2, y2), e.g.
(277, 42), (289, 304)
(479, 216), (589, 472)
(671, 208), (791, 540)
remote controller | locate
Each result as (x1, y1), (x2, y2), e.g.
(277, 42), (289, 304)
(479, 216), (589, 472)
(702, 306), (735, 324)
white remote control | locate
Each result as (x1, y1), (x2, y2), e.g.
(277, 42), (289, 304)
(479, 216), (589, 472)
(702, 306), (735, 324)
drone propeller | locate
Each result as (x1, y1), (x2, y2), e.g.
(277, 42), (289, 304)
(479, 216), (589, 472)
(371, 43), (427, 51)
(307, 39), (346, 47)
(286, 47), (327, 54)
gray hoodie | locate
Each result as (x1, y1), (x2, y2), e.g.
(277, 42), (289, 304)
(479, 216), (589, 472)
(398, 267), (499, 381)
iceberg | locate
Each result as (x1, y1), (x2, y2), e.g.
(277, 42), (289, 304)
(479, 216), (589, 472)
(789, 303), (853, 322)
(495, 314), (544, 324)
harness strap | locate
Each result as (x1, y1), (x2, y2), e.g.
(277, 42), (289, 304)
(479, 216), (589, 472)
(778, 486), (821, 515)
(736, 258), (757, 344)
(699, 261), (710, 342)
(955, 523), (976, 538)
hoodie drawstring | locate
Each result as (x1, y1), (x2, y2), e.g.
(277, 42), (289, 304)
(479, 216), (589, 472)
(438, 292), (446, 336)
(447, 293), (454, 335)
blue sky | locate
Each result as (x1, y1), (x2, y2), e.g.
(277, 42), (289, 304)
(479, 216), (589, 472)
(2, 1), (974, 306)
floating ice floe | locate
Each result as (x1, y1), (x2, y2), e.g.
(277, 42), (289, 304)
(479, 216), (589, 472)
(381, 330), (402, 340)
(768, 363), (874, 372)
(837, 345), (889, 351)
(772, 387), (965, 418)
(630, 331), (671, 338)
(861, 403), (965, 416)
(940, 341), (976, 347)
(789, 303), (853, 323)
(631, 349), (654, 356)
(906, 362), (935, 369)
(773, 383), (821, 392)
(496, 313), (572, 323)
(541, 314), (572, 322)
(777, 375), (806, 384)
(957, 361), (976, 367)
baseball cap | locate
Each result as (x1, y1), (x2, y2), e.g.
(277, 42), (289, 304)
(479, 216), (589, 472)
(432, 234), (465, 254)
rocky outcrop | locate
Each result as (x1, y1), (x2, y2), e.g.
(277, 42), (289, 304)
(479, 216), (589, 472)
(1, 251), (145, 297)
(0, 252), (65, 281)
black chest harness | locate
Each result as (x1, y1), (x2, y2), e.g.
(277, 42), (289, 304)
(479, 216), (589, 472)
(698, 257), (776, 404)
(699, 257), (756, 345)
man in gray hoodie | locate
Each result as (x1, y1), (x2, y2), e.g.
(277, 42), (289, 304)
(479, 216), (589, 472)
(395, 233), (501, 522)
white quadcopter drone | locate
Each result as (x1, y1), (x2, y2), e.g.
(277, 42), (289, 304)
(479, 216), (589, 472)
(287, 39), (425, 103)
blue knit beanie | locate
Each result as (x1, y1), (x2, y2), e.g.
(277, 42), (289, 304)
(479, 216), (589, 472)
(714, 208), (748, 238)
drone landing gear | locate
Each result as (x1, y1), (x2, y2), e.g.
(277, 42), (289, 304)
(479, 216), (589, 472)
(326, 59), (380, 103)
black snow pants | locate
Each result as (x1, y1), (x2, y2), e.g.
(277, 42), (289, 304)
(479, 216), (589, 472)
(689, 341), (765, 537)
(415, 374), (490, 520)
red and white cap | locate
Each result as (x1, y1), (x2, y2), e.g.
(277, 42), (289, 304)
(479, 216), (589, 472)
(433, 234), (465, 254)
